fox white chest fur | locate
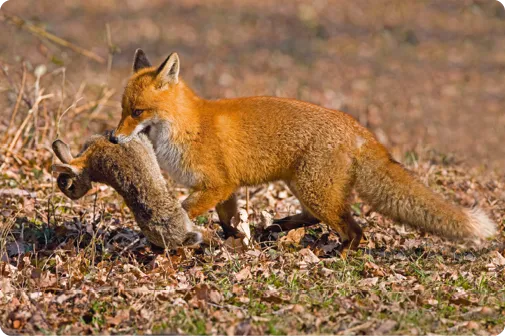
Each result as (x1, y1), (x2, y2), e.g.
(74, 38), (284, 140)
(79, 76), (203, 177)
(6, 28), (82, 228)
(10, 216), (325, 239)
(146, 121), (198, 187)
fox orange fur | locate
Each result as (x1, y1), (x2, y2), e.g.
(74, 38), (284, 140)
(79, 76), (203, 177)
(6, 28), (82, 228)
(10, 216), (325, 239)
(111, 49), (497, 251)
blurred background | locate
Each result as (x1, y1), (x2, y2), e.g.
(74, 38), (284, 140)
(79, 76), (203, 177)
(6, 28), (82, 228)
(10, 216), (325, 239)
(0, 0), (504, 172)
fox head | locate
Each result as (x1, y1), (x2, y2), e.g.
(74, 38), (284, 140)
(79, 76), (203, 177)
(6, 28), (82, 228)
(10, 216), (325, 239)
(111, 49), (184, 144)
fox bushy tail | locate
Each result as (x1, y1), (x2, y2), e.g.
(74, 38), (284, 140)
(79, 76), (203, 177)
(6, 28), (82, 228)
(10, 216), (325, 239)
(354, 153), (496, 241)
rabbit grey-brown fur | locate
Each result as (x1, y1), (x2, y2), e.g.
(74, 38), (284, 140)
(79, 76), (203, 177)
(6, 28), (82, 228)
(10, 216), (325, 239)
(52, 132), (202, 248)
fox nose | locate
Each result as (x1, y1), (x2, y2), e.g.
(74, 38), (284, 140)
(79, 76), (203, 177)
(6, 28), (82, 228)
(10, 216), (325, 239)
(109, 132), (119, 144)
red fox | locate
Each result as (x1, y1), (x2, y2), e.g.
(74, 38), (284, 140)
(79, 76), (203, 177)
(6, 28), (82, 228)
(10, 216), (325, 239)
(110, 49), (497, 251)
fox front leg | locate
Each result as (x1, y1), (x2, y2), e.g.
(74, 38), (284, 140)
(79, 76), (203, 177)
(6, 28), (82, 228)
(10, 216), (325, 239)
(215, 193), (246, 238)
(182, 187), (242, 237)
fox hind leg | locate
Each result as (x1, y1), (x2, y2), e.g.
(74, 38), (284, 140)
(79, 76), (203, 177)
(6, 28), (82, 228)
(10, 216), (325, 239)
(336, 210), (364, 255)
(287, 156), (363, 255)
(266, 211), (321, 232)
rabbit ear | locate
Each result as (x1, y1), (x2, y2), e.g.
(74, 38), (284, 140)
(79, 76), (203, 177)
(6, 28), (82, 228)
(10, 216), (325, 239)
(56, 174), (74, 190)
(52, 139), (74, 163)
(52, 164), (82, 177)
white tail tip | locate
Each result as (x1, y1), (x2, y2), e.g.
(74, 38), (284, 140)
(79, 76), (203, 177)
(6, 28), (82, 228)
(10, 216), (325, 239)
(466, 208), (497, 240)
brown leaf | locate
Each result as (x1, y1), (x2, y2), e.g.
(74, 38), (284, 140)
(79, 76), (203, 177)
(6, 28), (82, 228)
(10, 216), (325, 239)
(426, 299), (438, 306)
(449, 297), (473, 306)
(364, 261), (385, 277)
(231, 209), (251, 246)
(106, 310), (130, 326)
(299, 248), (320, 264)
(194, 284), (223, 304)
(232, 284), (244, 296)
(140, 308), (153, 320)
(262, 289), (289, 304)
(39, 271), (57, 288)
(492, 251), (505, 266)
(224, 236), (247, 252)
(0, 188), (36, 198)
(466, 321), (479, 330)
(235, 266), (252, 281)
(280, 228), (305, 245)
(318, 267), (335, 277)
(374, 320), (397, 335)
(258, 210), (274, 229)
(358, 277), (379, 287)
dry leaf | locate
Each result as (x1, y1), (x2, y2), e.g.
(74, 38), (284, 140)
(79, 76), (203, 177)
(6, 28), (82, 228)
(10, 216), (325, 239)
(364, 261), (386, 277)
(280, 228), (305, 245)
(235, 266), (252, 281)
(262, 291), (289, 304)
(194, 284), (223, 304)
(230, 209), (251, 246)
(299, 248), (320, 264)
(492, 251), (505, 266)
(374, 320), (397, 335)
(106, 309), (130, 326)
(258, 210), (274, 229)
(0, 188), (36, 198)
(39, 272), (57, 288)
(224, 236), (247, 252)
(358, 277), (379, 287)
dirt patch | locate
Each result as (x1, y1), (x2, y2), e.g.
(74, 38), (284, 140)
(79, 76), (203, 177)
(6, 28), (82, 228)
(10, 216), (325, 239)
(1, 0), (504, 171)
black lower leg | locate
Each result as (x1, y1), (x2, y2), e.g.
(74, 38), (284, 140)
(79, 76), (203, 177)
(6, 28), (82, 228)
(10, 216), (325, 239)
(266, 213), (321, 232)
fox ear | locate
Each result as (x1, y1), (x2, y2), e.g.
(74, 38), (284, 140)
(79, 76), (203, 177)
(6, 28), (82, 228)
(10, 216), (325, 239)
(52, 164), (82, 177)
(133, 48), (152, 73)
(52, 139), (74, 163)
(156, 52), (179, 88)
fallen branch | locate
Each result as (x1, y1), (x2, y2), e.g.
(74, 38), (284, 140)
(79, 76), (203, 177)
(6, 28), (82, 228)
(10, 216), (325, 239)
(1, 12), (105, 64)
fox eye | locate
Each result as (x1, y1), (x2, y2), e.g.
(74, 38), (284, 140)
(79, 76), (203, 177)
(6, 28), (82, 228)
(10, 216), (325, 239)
(132, 109), (144, 117)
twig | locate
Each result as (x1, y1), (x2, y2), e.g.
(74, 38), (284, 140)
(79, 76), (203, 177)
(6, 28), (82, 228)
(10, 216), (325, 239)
(55, 67), (66, 140)
(1, 92), (54, 172)
(245, 187), (250, 214)
(0, 63), (33, 109)
(0, 147), (29, 165)
(105, 23), (115, 84)
(33, 65), (46, 150)
(56, 97), (84, 138)
(72, 98), (117, 116)
(87, 88), (115, 120)
(1, 12), (105, 64)
(2, 63), (27, 145)
(40, 99), (49, 146)
(104, 237), (141, 282)
(7, 113), (32, 152)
